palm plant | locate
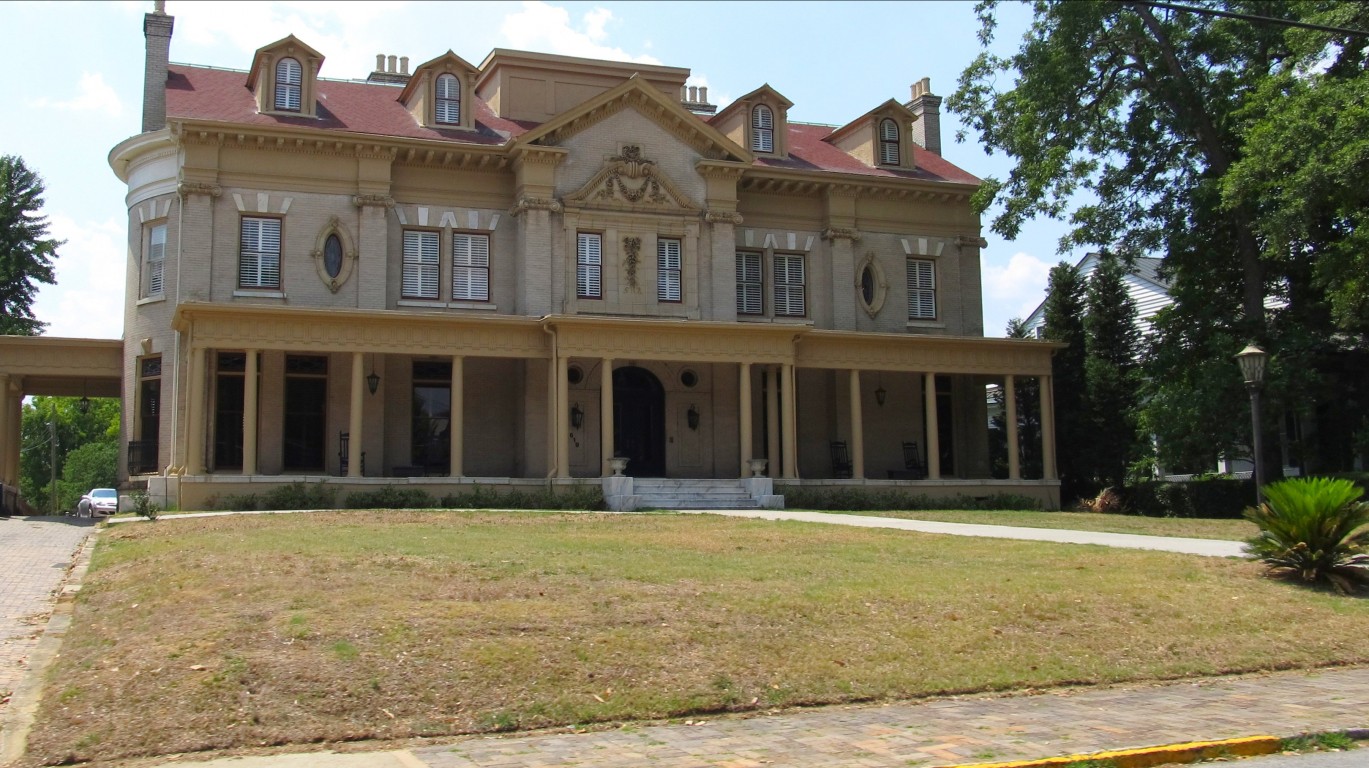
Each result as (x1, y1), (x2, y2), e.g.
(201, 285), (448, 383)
(1244, 477), (1369, 593)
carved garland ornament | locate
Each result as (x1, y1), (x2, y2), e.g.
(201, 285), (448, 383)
(595, 146), (669, 204)
(622, 236), (642, 291)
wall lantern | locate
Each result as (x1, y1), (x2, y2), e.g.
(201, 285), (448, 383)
(77, 380), (91, 414)
(570, 403), (585, 429)
(875, 385), (887, 407)
(366, 364), (381, 395)
(687, 404), (700, 431)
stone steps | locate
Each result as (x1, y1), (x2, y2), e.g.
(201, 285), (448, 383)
(625, 479), (766, 510)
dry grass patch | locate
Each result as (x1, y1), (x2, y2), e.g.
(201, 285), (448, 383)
(822, 509), (1258, 540)
(24, 511), (1369, 765)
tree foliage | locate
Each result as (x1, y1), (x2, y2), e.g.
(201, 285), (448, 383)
(0, 155), (62, 335)
(1041, 262), (1090, 501)
(952, 0), (1369, 475)
(990, 318), (1043, 480)
(1084, 254), (1141, 487)
(20, 397), (120, 513)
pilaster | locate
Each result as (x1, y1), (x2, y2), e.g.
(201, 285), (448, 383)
(353, 195), (393, 311)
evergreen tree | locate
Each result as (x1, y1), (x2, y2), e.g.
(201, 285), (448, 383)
(0, 155), (62, 335)
(1041, 262), (1089, 502)
(1084, 255), (1141, 488)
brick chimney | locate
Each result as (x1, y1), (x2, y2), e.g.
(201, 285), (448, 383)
(142, 0), (174, 132)
(367, 53), (412, 85)
(906, 77), (942, 155)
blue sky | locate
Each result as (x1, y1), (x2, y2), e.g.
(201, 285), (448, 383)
(1, 0), (1074, 339)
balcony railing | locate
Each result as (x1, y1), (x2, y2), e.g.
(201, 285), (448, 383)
(128, 440), (158, 475)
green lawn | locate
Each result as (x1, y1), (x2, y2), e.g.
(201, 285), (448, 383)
(26, 511), (1368, 765)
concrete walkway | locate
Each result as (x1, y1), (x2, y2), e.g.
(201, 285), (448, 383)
(680, 509), (1249, 557)
(10, 509), (1367, 768)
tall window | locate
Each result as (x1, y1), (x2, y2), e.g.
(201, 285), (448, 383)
(435, 73), (460, 125)
(239, 217), (281, 289)
(402, 230), (440, 299)
(879, 118), (901, 165)
(275, 57), (302, 112)
(907, 258), (936, 319)
(736, 251), (762, 315)
(452, 233), (490, 301)
(145, 223), (166, 296)
(774, 254), (805, 316)
(751, 105), (774, 153)
(131, 357), (161, 474)
(657, 238), (681, 302)
(577, 232), (601, 299)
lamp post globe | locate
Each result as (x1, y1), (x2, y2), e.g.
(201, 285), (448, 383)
(1235, 344), (1267, 505)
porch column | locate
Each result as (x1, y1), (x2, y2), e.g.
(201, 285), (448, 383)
(186, 347), (208, 475)
(765, 366), (780, 477)
(924, 372), (940, 480)
(1040, 374), (1057, 480)
(242, 350), (258, 475)
(1005, 375), (1020, 480)
(781, 363), (798, 478)
(738, 363), (752, 477)
(450, 355), (463, 477)
(0, 375), (11, 485)
(555, 355), (570, 478)
(600, 358), (614, 476)
(849, 369), (864, 479)
(348, 352), (364, 478)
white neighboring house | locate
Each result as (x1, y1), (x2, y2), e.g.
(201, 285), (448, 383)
(1021, 253), (1171, 339)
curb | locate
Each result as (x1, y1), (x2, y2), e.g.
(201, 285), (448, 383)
(943, 735), (1283, 768)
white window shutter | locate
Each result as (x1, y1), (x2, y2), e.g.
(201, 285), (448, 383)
(736, 252), (762, 314)
(239, 217), (280, 289)
(657, 238), (681, 301)
(403, 231), (439, 299)
(907, 259), (936, 319)
(752, 105), (775, 153)
(577, 233), (601, 298)
(275, 58), (302, 111)
(147, 224), (166, 295)
(435, 73), (460, 124)
(452, 233), (490, 301)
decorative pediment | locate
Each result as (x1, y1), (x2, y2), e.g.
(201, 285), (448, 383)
(564, 145), (700, 213)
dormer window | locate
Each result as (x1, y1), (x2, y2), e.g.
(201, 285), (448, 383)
(435, 73), (460, 124)
(275, 58), (303, 112)
(879, 118), (900, 165)
(751, 105), (775, 153)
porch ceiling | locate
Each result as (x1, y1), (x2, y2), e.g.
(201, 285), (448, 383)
(0, 336), (123, 397)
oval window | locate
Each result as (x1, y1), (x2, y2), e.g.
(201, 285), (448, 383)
(323, 234), (344, 279)
(567, 365), (584, 385)
(680, 369), (699, 388)
(860, 265), (876, 306)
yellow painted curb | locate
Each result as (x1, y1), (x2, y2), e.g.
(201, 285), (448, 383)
(943, 735), (1282, 768)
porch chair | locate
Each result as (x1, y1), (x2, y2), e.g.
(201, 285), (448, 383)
(901, 441), (926, 479)
(338, 431), (365, 476)
(829, 441), (853, 479)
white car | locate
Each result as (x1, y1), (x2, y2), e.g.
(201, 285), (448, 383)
(81, 488), (119, 516)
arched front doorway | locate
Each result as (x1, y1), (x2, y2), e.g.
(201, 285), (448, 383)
(613, 366), (666, 477)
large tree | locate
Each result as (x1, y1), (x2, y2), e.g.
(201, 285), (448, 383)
(1041, 261), (1089, 502)
(951, 1), (1369, 475)
(0, 155), (61, 335)
(1084, 254), (1141, 488)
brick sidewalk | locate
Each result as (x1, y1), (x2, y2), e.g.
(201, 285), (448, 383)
(0, 516), (94, 703)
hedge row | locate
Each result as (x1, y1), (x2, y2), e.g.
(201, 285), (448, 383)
(205, 482), (604, 512)
(777, 486), (1042, 511)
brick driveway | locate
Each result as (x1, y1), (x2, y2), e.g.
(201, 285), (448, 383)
(0, 515), (94, 703)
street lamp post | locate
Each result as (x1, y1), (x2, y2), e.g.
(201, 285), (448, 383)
(1235, 344), (1268, 506)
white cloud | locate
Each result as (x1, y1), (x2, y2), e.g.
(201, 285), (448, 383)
(30, 215), (127, 339)
(30, 72), (124, 117)
(982, 251), (1053, 320)
(500, 2), (661, 64)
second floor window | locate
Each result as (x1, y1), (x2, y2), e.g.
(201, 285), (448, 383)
(239, 217), (281, 289)
(879, 118), (901, 165)
(657, 238), (681, 302)
(275, 57), (302, 112)
(751, 105), (774, 153)
(435, 73), (460, 125)
(402, 230), (440, 299)
(577, 232), (601, 299)
(774, 254), (805, 316)
(145, 223), (166, 296)
(452, 233), (490, 301)
(907, 258), (936, 319)
(736, 251), (762, 315)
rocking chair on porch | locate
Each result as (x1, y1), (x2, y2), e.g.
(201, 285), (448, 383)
(337, 431), (365, 476)
(888, 441), (926, 479)
(829, 441), (853, 479)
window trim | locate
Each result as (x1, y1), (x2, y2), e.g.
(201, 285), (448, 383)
(576, 231), (603, 300)
(879, 118), (901, 166)
(736, 250), (763, 315)
(402, 229), (441, 300)
(907, 258), (937, 320)
(451, 231), (490, 302)
(238, 216), (282, 290)
(434, 72), (461, 125)
(656, 237), (682, 303)
(274, 57), (303, 112)
(773, 252), (806, 318)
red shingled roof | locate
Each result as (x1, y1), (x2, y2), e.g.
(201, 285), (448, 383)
(166, 64), (980, 184)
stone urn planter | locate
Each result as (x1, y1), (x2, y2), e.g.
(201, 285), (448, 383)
(748, 458), (769, 478)
(608, 457), (630, 477)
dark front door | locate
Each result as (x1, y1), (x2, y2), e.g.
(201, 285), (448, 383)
(283, 377), (326, 472)
(613, 366), (666, 477)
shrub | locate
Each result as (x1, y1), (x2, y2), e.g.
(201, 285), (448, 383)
(261, 481), (335, 510)
(343, 486), (434, 510)
(776, 487), (1040, 511)
(1244, 477), (1369, 593)
(439, 485), (604, 511)
(1119, 479), (1254, 518)
(1077, 487), (1125, 514)
(130, 491), (160, 521)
